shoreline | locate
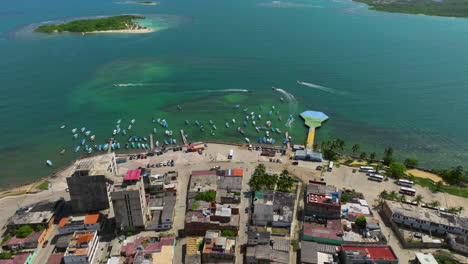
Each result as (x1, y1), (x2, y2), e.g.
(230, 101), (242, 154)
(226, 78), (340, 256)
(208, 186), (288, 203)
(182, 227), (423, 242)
(83, 27), (155, 34)
(0, 141), (449, 196)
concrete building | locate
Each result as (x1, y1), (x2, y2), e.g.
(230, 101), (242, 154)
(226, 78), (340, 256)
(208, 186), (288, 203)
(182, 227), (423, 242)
(413, 253), (437, 264)
(303, 220), (343, 245)
(245, 244), (289, 264)
(185, 206), (240, 236)
(185, 237), (202, 264)
(111, 170), (148, 231)
(383, 200), (468, 236)
(146, 196), (176, 231)
(252, 190), (296, 227)
(189, 170), (218, 192)
(67, 158), (115, 213)
(0, 253), (34, 264)
(144, 171), (178, 196)
(64, 231), (99, 264)
(300, 241), (339, 264)
(294, 149), (323, 162)
(305, 184), (340, 220)
(217, 169), (244, 192)
(6, 198), (64, 232)
(1, 231), (45, 251)
(58, 214), (102, 235)
(247, 231), (270, 246)
(202, 230), (236, 263)
(340, 245), (398, 264)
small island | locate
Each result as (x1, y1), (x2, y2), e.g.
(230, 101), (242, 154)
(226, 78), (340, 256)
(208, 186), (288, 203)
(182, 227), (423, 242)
(137, 1), (158, 5)
(35, 15), (153, 34)
(354, 0), (468, 17)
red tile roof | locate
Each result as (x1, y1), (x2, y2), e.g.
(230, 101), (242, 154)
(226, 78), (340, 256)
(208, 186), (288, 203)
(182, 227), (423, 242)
(76, 233), (93, 244)
(2, 231), (43, 246)
(191, 170), (217, 177)
(225, 169), (243, 177)
(85, 214), (101, 225)
(125, 169), (142, 181)
(303, 220), (342, 240)
(46, 254), (63, 264)
(342, 245), (397, 260)
(58, 217), (69, 227)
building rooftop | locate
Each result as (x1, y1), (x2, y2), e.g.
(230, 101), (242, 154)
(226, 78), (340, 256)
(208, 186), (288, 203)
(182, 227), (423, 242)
(191, 170), (217, 177)
(46, 254), (64, 264)
(342, 245), (397, 260)
(415, 253), (438, 264)
(8, 198), (63, 227)
(217, 176), (243, 192)
(307, 193), (340, 206)
(247, 231), (270, 241)
(72, 153), (117, 177)
(342, 203), (370, 216)
(185, 211), (240, 227)
(246, 245), (289, 263)
(2, 231), (43, 247)
(303, 220), (343, 243)
(301, 241), (339, 264)
(222, 169), (243, 177)
(186, 237), (202, 255)
(0, 253), (31, 264)
(385, 200), (468, 231)
(271, 238), (290, 252)
(307, 184), (338, 195)
(152, 244), (174, 264)
(203, 230), (236, 255)
(64, 231), (97, 257)
(84, 214), (101, 225)
(253, 190), (296, 224)
(124, 169), (142, 181)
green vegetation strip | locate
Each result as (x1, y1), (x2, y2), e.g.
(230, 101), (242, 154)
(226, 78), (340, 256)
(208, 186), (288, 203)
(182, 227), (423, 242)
(36, 180), (50, 190)
(354, 0), (468, 17)
(413, 177), (468, 198)
(35, 15), (145, 33)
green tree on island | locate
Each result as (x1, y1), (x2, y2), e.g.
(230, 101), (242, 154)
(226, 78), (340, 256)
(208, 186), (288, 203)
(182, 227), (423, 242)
(35, 15), (146, 33)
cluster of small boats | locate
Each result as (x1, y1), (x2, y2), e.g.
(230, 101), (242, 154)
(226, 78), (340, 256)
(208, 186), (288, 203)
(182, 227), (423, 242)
(50, 103), (294, 167)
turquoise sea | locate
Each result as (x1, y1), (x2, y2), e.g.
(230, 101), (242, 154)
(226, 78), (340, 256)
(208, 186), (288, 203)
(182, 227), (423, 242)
(1, 0), (468, 188)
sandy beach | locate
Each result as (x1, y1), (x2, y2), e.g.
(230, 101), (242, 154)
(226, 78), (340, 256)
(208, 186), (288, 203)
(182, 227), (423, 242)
(84, 27), (155, 34)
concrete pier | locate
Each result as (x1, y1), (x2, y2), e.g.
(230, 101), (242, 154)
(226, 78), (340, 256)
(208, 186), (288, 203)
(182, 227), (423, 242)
(180, 130), (188, 145)
(285, 131), (291, 150)
(306, 127), (316, 149)
(149, 134), (154, 151)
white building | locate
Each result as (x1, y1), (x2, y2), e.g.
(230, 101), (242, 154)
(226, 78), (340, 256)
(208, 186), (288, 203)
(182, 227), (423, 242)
(64, 231), (99, 264)
(383, 201), (468, 236)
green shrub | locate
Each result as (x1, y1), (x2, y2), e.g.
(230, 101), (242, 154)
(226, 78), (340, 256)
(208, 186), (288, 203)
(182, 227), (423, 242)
(221, 230), (236, 237)
(195, 190), (217, 202)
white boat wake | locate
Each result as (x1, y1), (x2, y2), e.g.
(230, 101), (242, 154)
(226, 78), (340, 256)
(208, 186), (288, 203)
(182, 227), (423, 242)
(272, 86), (297, 103)
(297, 80), (343, 94)
(113, 83), (148, 87)
(203, 89), (251, 93)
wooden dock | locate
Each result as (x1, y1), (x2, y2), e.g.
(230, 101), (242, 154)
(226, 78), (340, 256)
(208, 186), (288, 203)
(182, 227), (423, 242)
(149, 134), (154, 151)
(180, 129), (188, 145)
(285, 131), (291, 150)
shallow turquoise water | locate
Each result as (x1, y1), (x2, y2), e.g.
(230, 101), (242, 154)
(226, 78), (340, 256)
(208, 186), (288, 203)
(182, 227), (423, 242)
(1, 0), (468, 187)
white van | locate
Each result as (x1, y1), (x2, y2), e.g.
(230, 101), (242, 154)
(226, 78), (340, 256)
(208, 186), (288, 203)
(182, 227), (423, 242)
(228, 149), (234, 160)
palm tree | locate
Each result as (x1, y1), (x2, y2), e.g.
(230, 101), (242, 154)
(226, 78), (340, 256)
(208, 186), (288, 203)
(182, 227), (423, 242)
(414, 194), (424, 204)
(277, 176), (294, 192)
(335, 138), (345, 151)
(369, 152), (376, 162)
(428, 200), (441, 208)
(280, 169), (289, 178)
(388, 191), (398, 201)
(384, 147), (394, 157)
(398, 194), (407, 202)
(352, 144), (360, 155)
(435, 181), (444, 192)
(378, 190), (389, 200)
(359, 152), (367, 160)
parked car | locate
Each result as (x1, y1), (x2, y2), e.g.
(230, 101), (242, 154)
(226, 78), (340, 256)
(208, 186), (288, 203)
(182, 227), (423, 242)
(316, 166), (323, 171)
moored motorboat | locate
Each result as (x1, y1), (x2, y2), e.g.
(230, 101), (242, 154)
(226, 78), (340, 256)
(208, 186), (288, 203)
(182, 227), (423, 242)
(122, 129), (127, 135)
(90, 135), (95, 141)
(73, 133), (78, 139)
(225, 122), (230, 128)
(232, 119), (236, 124)
(212, 125), (217, 130)
(60, 149), (66, 155)
(71, 128), (77, 133)
(73, 146), (80, 152)
(80, 127), (86, 133)
(60, 125), (66, 129)
(131, 119), (135, 124)
(185, 120), (189, 125)
(195, 120), (200, 126)
(153, 128), (157, 133)
(245, 137), (250, 143)
(85, 130), (91, 136)
(131, 142), (135, 148)
(88, 148), (92, 154)
(80, 139), (86, 145)
(243, 121), (247, 127)
(46, 160), (53, 166)
(266, 121), (271, 127)
(128, 125), (132, 130)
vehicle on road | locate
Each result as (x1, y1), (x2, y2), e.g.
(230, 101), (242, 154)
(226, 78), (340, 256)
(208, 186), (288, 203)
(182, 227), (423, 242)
(316, 166), (323, 171)
(42, 240), (49, 248)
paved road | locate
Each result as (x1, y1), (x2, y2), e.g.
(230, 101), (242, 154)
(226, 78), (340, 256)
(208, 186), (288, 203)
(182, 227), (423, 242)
(30, 225), (58, 264)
